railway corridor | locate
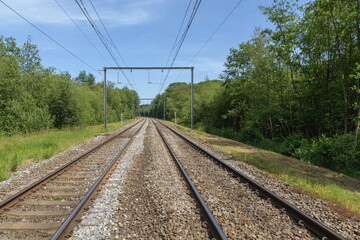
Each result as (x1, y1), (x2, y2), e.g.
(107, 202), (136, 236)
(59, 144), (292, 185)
(0, 118), (358, 239)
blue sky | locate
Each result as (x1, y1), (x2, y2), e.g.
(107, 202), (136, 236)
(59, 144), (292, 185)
(0, 0), (304, 103)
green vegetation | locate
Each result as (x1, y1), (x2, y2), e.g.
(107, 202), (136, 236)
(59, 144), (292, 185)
(0, 36), (139, 135)
(235, 153), (360, 217)
(0, 35), (139, 180)
(151, 0), (360, 180)
(172, 123), (360, 217)
(51, 196), (62, 201)
(0, 118), (135, 181)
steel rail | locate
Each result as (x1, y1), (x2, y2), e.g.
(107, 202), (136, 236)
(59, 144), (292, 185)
(0, 119), (143, 212)
(153, 120), (227, 240)
(155, 119), (346, 240)
(51, 120), (146, 239)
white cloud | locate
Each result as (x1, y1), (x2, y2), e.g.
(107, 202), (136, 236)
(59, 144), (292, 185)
(0, 0), (162, 26)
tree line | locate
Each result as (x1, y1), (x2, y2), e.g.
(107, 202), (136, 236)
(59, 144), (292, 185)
(149, 0), (360, 179)
(0, 36), (139, 135)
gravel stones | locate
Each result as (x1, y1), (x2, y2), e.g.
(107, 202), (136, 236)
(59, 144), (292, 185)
(75, 119), (210, 239)
(2, 118), (357, 239)
(157, 122), (315, 239)
(161, 122), (360, 240)
(0, 122), (142, 240)
(0, 121), (140, 203)
(72, 120), (149, 239)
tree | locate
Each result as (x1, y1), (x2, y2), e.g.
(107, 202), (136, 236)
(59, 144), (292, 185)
(75, 70), (95, 85)
(260, 0), (299, 92)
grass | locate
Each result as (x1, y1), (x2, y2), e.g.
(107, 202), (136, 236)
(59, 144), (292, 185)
(51, 196), (62, 201)
(166, 121), (360, 219)
(0, 119), (136, 181)
(233, 152), (360, 219)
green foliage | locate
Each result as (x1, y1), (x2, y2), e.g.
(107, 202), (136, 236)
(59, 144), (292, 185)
(2, 99), (52, 133)
(238, 127), (264, 145)
(0, 118), (135, 179)
(295, 134), (360, 179)
(0, 36), (138, 135)
(279, 133), (307, 156)
(151, 0), (360, 180)
(205, 127), (238, 141)
(75, 70), (95, 85)
(47, 76), (77, 128)
(51, 196), (62, 200)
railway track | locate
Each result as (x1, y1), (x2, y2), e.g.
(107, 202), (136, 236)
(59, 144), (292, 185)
(0, 119), (145, 240)
(153, 119), (346, 240)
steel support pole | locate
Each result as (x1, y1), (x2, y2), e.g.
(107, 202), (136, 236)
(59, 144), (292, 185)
(133, 98), (135, 120)
(164, 99), (166, 120)
(175, 112), (177, 126)
(104, 68), (107, 129)
(191, 67), (194, 131)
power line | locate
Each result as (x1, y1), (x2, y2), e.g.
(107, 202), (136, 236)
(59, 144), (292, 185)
(77, 0), (135, 90)
(175, 0), (243, 82)
(88, 0), (126, 66)
(87, 0), (138, 91)
(159, 0), (202, 93)
(163, 0), (193, 69)
(76, 0), (118, 66)
(0, 0), (101, 74)
(54, 0), (111, 65)
(187, 0), (243, 66)
(160, 0), (192, 85)
(75, 0), (135, 90)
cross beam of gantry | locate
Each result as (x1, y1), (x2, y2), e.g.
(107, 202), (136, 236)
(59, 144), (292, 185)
(102, 67), (195, 131)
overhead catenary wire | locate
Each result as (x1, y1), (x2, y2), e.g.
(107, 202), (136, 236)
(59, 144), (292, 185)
(88, 0), (126, 66)
(188, 0), (243, 66)
(160, 0), (193, 83)
(175, 0), (243, 82)
(0, 0), (101, 75)
(87, 0), (138, 91)
(159, 0), (202, 94)
(54, 0), (111, 65)
(75, 0), (135, 90)
(75, 0), (119, 66)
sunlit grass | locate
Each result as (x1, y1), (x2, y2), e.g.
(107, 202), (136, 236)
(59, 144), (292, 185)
(0, 119), (136, 181)
(232, 152), (360, 217)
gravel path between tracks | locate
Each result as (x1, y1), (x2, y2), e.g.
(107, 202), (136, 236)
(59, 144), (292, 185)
(162, 122), (360, 239)
(71, 120), (148, 239)
(158, 122), (316, 240)
(73, 119), (210, 239)
(0, 120), (140, 203)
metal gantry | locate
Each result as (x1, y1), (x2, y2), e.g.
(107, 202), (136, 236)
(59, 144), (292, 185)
(103, 66), (194, 130)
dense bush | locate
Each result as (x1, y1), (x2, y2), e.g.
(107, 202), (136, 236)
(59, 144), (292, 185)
(205, 125), (268, 148)
(0, 36), (139, 135)
(3, 99), (52, 133)
(238, 127), (264, 145)
(279, 133), (307, 156)
(205, 126), (237, 140)
(294, 134), (360, 179)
